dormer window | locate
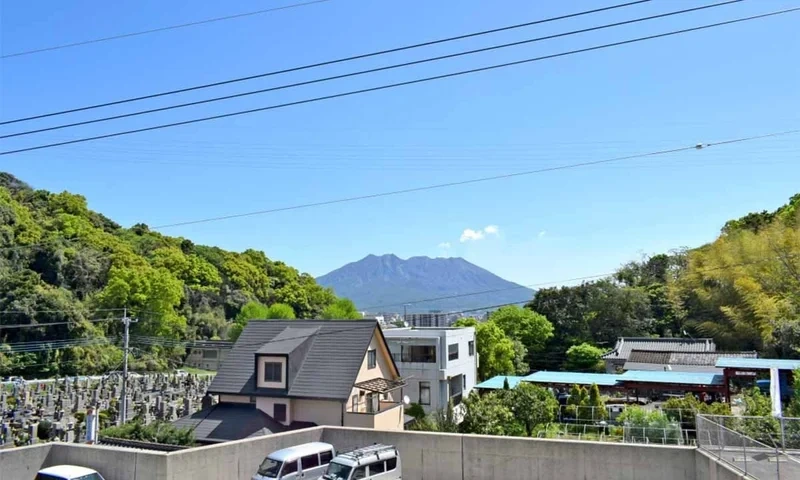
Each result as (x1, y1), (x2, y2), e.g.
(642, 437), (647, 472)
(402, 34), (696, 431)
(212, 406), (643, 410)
(264, 362), (283, 383)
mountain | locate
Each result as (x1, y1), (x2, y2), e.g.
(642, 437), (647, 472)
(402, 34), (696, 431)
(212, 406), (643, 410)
(316, 254), (534, 312)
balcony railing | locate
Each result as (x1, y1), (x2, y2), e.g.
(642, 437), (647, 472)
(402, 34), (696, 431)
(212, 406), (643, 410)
(391, 352), (437, 364)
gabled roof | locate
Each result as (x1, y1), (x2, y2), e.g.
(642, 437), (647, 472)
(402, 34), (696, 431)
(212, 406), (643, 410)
(626, 350), (757, 367)
(602, 337), (716, 361)
(172, 403), (314, 443)
(208, 320), (386, 400)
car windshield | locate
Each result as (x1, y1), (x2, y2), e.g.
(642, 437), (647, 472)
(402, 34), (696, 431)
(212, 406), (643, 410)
(323, 461), (352, 480)
(257, 457), (283, 477)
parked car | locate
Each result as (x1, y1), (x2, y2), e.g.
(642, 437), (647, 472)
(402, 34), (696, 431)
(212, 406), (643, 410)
(175, 370), (189, 377)
(35, 465), (105, 480)
(323, 444), (401, 480)
(253, 442), (336, 480)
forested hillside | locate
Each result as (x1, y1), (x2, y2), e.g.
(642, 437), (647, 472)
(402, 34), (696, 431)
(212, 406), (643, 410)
(527, 193), (800, 370)
(0, 173), (339, 376)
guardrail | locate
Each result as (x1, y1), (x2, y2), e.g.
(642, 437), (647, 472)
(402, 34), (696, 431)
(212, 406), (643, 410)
(697, 414), (800, 479)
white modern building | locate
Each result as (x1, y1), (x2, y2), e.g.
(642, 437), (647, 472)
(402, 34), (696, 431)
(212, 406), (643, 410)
(382, 326), (477, 416)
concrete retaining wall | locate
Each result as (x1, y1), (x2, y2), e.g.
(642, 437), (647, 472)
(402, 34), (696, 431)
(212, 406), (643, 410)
(0, 427), (747, 480)
(694, 450), (748, 480)
(0, 444), (52, 480)
(322, 427), (698, 480)
(165, 427), (324, 480)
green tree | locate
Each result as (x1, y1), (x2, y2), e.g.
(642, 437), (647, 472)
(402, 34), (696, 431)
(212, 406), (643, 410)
(510, 382), (558, 436)
(490, 305), (554, 353)
(265, 303), (296, 319)
(586, 383), (607, 421)
(320, 298), (362, 320)
(564, 343), (606, 372)
(453, 318), (516, 380)
(460, 392), (524, 436)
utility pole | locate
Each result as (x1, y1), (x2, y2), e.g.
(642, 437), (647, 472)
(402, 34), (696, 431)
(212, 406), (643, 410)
(120, 307), (138, 424)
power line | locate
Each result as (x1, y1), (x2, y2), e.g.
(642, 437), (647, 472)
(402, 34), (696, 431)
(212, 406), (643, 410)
(0, 307), (126, 316)
(361, 273), (614, 311)
(2, 0), (740, 140)
(0, 128), (796, 249)
(3, 6), (795, 157)
(150, 130), (800, 228)
(0, 0), (332, 59)
(0, 318), (117, 330)
(0, 0), (650, 125)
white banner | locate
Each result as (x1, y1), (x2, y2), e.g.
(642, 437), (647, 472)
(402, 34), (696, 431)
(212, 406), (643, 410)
(770, 367), (782, 417)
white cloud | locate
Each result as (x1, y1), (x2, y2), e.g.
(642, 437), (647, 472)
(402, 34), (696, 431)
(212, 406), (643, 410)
(538, 230), (547, 238)
(460, 228), (485, 242)
(484, 225), (499, 235)
(438, 242), (451, 249)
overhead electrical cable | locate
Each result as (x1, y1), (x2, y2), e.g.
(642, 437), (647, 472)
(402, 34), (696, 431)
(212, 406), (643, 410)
(0, 0), (651, 125)
(1, 0), (332, 59)
(1, 1), (744, 139)
(3, 6), (796, 157)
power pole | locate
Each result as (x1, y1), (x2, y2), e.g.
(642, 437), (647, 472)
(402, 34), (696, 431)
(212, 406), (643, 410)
(120, 308), (138, 424)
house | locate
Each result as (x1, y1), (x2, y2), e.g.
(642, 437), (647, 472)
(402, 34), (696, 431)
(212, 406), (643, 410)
(602, 337), (716, 373)
(383, 326), (477, 416)
(623, 350), (758, 374)
(184, 340), (232, 371)
(174, 320), (406, 443)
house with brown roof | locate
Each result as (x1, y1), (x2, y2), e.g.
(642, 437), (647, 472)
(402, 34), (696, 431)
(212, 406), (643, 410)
(174, 320), (406, 443)
(601, 337), (716, 373)
(623, 350), (758, 373)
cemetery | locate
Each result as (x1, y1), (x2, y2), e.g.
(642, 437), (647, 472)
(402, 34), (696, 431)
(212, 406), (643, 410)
(0, 373), (213, 449)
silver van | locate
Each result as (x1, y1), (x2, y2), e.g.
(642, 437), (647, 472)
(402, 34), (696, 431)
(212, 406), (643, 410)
(253, 442), (336, 480)
(322, 444), (401, 480)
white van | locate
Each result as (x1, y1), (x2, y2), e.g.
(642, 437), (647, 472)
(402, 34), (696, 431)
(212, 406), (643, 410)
(35, 465), (105, 480)
(322, 444), (401, 480)
(253, 442), (336, 480)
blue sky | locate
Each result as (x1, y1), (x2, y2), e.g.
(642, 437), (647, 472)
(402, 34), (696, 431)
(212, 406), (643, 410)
(1, 0), (799, 288)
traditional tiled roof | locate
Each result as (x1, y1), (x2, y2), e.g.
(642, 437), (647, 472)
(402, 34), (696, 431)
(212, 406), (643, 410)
(602, 337), (716, 361)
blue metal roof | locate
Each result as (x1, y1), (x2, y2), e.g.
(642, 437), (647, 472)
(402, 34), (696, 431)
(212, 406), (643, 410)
(716, 357), (800, 370)
(474, 375), (524, 390)
(618, 370), (724, 386)
(523, 371), (620, 386)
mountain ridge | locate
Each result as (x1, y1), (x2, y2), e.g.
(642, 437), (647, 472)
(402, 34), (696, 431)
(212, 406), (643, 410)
(317, 253), (534, 312)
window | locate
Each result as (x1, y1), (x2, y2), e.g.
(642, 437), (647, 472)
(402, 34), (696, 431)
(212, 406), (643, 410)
(463, 375), (467, 389)
(249, 396), (256, 404)
(400, 345), (436, 363)
(320, 450), (333, 465)
(203, 349), (218, 359)
(448, 343), (459, 361)
(301, 453), (320, 469)
(367, 349), (377, 369)
(468, 340), (475, 356)
(366, 393), (377, 413)
(273, 403), (287, 422)
(419, 381), (431, 405)
(351, 394), (358, 412)
(386, 457), (397, 471)
(369, 461), (386, 474)
(353, 466), (367, 480)
(263, 361), (282, 383)
(257, 457), (282, 477)
(283, 460), (298, 474)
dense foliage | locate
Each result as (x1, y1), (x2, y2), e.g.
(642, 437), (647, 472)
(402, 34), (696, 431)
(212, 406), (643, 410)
(458, 384), (558, 437)
(0, 174), (342, 377)
(527, 194), (800, 363)
(100, 420), (195, 446)
(453, 306), (553, 379)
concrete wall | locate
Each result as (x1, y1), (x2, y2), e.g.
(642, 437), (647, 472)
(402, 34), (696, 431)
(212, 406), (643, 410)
(0, 443), (52, 480)
(322, 427), (698, 480)
(0, 442), (169, 480)
(165, 427), (324, 480)
(1, 426), (750, 480)
(694, 449), (747, 480)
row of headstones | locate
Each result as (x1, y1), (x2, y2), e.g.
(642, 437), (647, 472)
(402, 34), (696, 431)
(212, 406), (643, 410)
(1, 373), (213, 449)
